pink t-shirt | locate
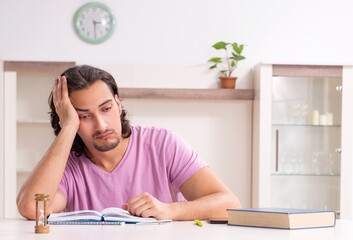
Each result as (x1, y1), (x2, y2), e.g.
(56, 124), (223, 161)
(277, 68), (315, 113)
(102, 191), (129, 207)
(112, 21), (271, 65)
(59, 125), (207, 212)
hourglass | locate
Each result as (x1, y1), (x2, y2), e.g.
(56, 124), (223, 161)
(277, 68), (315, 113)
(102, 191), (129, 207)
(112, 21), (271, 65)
(35, 193), (50, 233)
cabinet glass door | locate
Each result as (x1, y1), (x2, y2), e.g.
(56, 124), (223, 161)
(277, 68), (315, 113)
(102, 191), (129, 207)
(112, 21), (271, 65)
(271, 76), (342, 212)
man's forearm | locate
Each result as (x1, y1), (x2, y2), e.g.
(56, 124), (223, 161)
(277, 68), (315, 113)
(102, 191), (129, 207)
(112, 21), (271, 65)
(16, 126), (76, 219)
(169, 191), (241, 221)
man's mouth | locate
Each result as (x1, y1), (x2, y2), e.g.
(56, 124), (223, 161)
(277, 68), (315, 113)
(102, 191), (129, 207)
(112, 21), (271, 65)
(95, 131), (113, 140)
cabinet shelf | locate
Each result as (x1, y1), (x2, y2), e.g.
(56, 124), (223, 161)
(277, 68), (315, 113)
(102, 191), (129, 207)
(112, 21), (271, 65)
(119, 88), (254, 100)
(17, 168), (33, 174)
(4, 61), (255, 101)
(271, 173), (340, 177)
(4, 61), (76, 72)
(17, 119), (50, 124)
(272, 123), (341, 127)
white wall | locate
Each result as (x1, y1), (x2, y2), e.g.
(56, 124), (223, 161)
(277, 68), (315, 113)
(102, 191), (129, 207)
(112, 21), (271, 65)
(1, 1), (353, 67)
(1, 0), (353, 209)
(1, 0), (353, 87)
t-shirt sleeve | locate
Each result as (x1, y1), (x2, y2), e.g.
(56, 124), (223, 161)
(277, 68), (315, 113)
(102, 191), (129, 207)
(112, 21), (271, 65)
(58, 154), (76, 205)
(165, 130), (208, 190)
(59, 177), (68, 200)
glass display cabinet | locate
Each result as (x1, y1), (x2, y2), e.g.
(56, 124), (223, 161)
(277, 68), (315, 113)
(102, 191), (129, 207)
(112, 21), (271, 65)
(252, 64), (353, 219)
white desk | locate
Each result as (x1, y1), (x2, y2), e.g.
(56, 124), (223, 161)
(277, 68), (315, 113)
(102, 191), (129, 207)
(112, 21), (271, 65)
(1, 219), (353, 240)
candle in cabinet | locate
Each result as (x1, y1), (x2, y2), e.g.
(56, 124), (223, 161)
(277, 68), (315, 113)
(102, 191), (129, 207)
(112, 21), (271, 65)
(319, 114), (327, 125)
(326, 112), (333, 125)
(312, 110), (319, 125)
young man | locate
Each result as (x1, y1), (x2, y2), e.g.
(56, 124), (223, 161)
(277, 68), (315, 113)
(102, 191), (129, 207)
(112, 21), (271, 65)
(16, 65), (241, 220)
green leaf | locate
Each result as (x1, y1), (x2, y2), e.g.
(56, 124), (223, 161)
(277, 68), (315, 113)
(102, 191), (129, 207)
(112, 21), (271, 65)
(208, 57), (222, 63)
(230, 61), (236, 67)
(231, 52), (245, 61)
(212, 41), (228, 50)
(232, 43), (244, 54)
(234, 55), (246, 61)
(209, 65), (217, 69)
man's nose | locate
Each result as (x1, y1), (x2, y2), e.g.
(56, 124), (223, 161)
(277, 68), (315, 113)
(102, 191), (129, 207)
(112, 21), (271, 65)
(94, 115), (108, 130)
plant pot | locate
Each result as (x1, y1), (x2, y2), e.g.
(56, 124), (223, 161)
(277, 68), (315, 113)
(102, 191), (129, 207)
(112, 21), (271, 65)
(219, 76), (237, 89)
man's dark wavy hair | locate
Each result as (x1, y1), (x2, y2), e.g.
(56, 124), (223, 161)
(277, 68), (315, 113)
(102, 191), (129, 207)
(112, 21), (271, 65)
(48, 65), (131, 156)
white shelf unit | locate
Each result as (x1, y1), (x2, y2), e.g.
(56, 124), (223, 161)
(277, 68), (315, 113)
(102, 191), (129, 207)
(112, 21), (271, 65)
(0, 61), (75, 218)
(252, 64), (353, 220)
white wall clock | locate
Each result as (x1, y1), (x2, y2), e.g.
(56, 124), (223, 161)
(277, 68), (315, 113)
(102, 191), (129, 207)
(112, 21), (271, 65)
(74, 2), (116, 44)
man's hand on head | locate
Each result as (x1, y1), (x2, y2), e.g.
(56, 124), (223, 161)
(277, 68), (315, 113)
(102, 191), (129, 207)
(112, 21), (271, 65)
(52, 76), (80, 131)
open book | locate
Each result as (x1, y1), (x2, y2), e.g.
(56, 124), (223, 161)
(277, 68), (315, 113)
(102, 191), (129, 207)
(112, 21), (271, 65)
(48, 207), (171, 225)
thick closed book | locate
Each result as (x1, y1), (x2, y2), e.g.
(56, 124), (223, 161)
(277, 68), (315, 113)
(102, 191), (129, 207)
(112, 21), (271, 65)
(48, 207), (171, 225)
(227, 208), (336, 230)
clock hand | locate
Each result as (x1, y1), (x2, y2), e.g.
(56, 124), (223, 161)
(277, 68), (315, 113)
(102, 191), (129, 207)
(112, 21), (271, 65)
(92, 20), (102, 38)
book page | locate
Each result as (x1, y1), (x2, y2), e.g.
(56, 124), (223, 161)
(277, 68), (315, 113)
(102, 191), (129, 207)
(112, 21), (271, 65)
(48, 210), (102, 222)
(101, 207), (157, 223)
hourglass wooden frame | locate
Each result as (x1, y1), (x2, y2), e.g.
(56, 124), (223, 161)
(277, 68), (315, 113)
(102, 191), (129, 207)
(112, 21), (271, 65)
(35, 193), (50, 233)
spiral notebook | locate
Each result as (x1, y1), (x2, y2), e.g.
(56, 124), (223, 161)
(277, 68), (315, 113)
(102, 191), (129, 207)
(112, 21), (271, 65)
(49, 220), (125, 225)
(48, 207), (171, 225)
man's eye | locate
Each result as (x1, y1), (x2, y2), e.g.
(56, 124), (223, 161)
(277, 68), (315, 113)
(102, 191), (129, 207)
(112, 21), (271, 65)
(79, 115), (91, 120)
(102, 106), (112, 112)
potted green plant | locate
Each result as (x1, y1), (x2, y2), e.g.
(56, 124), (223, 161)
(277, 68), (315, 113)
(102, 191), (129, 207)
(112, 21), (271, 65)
(208, 41), (246, 89)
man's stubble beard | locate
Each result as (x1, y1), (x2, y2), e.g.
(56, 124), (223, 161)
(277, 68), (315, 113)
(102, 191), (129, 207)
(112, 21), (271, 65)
(93, 137), (120, 152)
(92, 129), (120, 152)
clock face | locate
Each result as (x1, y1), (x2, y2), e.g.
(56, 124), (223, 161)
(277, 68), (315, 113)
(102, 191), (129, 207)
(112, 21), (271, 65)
(74, 2), (116, 44)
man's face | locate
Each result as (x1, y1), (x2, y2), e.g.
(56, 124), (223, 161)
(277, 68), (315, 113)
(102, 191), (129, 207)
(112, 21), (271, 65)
(69, 80), (122, 153)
